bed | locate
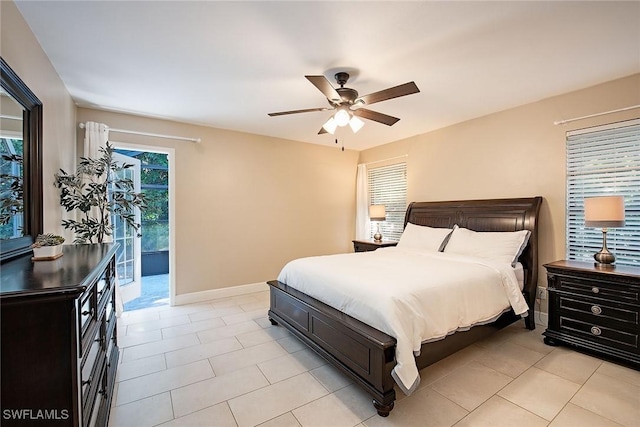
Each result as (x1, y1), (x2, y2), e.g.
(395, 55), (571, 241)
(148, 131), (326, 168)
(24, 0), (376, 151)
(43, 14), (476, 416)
(267, 197), (542, 416)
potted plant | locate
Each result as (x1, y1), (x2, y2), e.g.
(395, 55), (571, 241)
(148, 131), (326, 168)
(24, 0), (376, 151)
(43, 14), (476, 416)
(31, 233), (65, 258)
(54, 142), (146, 244)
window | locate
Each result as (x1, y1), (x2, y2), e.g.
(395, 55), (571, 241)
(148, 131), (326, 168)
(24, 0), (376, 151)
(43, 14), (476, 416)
(368, 162), (407, 241)
(566, 119), (640, 266)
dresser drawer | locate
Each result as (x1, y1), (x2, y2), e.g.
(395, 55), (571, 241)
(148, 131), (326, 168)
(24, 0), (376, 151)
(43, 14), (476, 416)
(84, 357), (108, 427)
(559, 295), (639, 327)
(81, 330), (106, 419)
(559, 316), (639, 353)
(79, 287), (98, 356)
(553, 275), (639, 304)
(96, 269), (111, 309)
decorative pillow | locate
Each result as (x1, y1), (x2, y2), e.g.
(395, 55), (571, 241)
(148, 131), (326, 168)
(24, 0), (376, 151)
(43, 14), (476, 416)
(444, 227), (531, 267)
(397, 222), (454, 252)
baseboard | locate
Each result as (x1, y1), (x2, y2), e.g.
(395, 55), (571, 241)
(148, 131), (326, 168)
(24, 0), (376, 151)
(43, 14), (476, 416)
(534, 310), (548, 327)
(174, 282), (269, 306)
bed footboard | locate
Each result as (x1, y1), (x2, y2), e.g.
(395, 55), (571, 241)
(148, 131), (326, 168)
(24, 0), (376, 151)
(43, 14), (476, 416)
(267, 280), (397, 416)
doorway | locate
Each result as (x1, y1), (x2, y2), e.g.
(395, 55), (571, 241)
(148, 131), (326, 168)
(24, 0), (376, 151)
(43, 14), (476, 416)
(112, 143), (175, 311)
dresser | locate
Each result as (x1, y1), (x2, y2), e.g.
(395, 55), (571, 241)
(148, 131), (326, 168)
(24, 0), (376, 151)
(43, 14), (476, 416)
(543, 260), (640, 369)
(1, 243), (119, 427)
(352, 239), (398, 252)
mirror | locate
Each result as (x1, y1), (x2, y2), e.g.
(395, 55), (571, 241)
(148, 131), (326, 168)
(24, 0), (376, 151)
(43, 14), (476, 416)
(1, 91), (25, 238)
(0, 57), (42, 262)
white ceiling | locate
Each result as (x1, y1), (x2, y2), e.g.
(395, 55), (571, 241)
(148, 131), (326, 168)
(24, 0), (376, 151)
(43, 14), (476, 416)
(15, 1), (640, 151)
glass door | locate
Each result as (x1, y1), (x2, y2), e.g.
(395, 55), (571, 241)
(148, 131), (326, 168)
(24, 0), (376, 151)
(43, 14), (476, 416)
(111, 152), (142, 304)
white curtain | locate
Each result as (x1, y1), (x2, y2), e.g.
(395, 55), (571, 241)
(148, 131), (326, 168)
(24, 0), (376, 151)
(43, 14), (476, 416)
(83, 122), (124, 315)
(83, 122), (113, 243)
(355, 163), (370, 240)
(83, 121), (109, 160)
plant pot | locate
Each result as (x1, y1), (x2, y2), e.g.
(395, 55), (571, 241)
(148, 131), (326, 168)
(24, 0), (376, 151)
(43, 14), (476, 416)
(32, 245), (63, 259)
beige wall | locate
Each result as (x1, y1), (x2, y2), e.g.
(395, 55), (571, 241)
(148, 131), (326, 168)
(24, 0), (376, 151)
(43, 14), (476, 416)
(77, 108), (359, 295)
(6, 0), (639, 303)
(359, 73), (640, 311)
(1, 0), (76, 236)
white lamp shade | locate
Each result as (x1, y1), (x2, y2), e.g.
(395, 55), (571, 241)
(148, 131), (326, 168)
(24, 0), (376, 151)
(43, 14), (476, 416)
(369, 205), (386, 221)
(349, 115), (364, 133)
(584, 196), (625, 228)
(334, 109), (350, 127)
(322, 117), (337, 134)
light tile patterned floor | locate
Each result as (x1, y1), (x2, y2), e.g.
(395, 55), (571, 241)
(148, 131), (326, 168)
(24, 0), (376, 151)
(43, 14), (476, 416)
(109, 290), (640, 427)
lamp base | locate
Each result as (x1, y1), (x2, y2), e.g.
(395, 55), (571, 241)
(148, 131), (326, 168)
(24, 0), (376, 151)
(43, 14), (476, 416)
(594, 250), (615, 265)
(594, 229), (615, 265)
(374, 223), (383, 242)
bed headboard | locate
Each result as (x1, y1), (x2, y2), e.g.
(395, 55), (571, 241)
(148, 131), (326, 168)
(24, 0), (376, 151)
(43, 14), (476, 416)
(404, 197), (543, 315)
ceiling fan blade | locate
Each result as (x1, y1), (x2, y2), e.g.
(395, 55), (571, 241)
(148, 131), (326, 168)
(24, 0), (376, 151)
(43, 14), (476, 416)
(305, 75), (341, 102)
(268, 107), (332, 117)
(353, 108), (400, 126)
(357, 82), (420, 106)
(318, 127), (328, 135)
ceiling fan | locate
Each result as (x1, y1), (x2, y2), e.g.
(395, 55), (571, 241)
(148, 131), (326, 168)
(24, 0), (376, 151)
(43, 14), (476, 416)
(268, 72), (420, 135)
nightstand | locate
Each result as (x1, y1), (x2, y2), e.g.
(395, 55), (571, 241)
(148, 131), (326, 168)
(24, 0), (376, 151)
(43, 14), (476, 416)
(352, 239), (398, 252)
(543, 260), (640, 369)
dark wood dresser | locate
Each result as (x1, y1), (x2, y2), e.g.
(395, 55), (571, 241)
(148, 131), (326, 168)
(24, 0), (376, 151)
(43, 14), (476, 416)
(352, 239), (398, 252)
(543, 260), (640, 369)
(1, 243), (119, 426)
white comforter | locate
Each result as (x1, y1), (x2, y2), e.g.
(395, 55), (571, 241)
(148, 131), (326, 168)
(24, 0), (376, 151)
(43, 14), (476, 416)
(277, 247), (529, 394)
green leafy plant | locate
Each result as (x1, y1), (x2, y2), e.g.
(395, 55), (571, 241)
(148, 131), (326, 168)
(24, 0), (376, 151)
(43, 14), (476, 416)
(31, 233), (65, 248)
(0, 153), (23, 227)
(54, 142), (146, 244)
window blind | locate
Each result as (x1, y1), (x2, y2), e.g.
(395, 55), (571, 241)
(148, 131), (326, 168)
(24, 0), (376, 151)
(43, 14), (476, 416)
(566, 119), (640, 266)
(368, 162), (407, 241)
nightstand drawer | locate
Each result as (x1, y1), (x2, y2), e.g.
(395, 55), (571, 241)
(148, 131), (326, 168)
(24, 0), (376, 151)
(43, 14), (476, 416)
(559, 296), (639, 327)
(560, 316), (639, 352)
(544, 260), (640, 369)
(553, 276), (639, 304)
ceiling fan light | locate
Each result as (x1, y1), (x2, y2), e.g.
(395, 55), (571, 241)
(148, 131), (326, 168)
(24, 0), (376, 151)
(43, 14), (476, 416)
(322, 117), (337, 134)
(334, 109), (351, 127)
(349, 116), (364, 133)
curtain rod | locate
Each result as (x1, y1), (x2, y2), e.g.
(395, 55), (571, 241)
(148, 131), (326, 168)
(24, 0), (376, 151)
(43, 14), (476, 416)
(79, 123), (201, 143)
(361, 154), (408, 166)
(553, 105), (640, 126)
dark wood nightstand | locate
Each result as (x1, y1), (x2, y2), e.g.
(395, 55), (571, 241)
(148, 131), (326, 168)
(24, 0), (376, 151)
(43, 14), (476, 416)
(352, 239), (398, 252)
(543, 260), (640, 369)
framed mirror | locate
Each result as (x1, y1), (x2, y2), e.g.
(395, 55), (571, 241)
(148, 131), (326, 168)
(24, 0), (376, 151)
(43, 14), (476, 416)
(0, 57), (43, 262)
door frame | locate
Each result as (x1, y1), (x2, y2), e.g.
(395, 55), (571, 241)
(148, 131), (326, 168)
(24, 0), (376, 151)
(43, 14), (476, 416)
(110, 142), (176, 306)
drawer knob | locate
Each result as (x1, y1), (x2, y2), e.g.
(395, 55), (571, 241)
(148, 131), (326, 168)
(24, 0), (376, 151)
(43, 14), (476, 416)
(592, 287), (600, 294)
(591, 305), (602, 315)
(590, 326), (602, 336)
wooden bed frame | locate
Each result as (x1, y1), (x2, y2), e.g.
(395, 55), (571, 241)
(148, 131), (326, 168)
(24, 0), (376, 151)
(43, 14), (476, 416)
(267, 197), (543, 416)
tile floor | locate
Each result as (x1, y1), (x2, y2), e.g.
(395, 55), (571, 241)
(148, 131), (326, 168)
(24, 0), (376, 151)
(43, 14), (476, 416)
(109, 290), (640, 427)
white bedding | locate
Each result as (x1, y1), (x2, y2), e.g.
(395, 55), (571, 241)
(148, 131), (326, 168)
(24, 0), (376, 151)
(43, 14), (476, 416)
(277, 247), (529, 394)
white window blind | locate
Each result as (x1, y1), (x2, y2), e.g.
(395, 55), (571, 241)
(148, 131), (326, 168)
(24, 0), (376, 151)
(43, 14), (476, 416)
(368, 162), (407, 241)
(566, 119), (640, 266)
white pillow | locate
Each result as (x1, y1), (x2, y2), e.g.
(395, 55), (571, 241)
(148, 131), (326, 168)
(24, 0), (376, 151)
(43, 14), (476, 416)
(444, 227), (531, 267)
(397, 222), (454, 252)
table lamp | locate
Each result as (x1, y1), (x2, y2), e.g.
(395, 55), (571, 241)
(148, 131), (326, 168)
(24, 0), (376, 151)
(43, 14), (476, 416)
(584, 195), (625, 265)
(369, 205), (386, 242)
